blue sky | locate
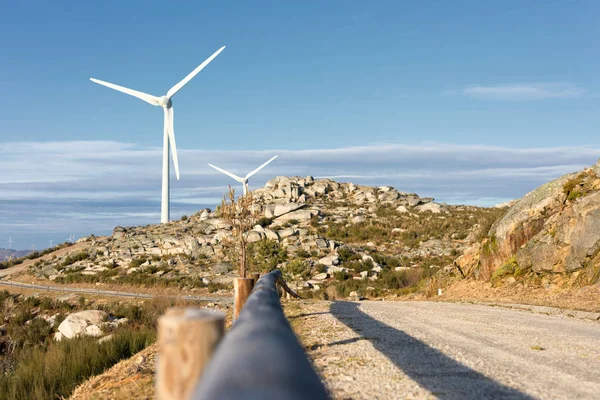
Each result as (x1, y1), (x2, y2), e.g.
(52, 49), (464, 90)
(1, 0), (599, 249)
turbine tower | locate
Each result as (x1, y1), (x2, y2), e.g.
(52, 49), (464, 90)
(90, 46), (226, 223)
(208, 155), (278, 196)
(6, 236), (14, 250)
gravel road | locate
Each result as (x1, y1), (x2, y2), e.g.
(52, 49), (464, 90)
(291, 300), (600, 400)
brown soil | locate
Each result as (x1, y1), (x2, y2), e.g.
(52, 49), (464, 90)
(408, 279), (600, 313)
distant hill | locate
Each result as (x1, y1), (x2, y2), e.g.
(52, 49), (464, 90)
(0, 248), (33, 261)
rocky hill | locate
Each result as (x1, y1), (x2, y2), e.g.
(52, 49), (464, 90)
(15, 176), (502, 298)
(457, 159), (600, 287)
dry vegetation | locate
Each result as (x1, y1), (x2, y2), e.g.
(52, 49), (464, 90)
(0, 291), (198, 400)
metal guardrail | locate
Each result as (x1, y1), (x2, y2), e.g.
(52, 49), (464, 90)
(191, 270), (330, 399)
(0, 280), (232, 304)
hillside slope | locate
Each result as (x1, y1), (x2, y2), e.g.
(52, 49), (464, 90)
(5, 176), (502, 300)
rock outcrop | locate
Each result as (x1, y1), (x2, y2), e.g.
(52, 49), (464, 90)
(478, 159), (600, 278)
(24, 174), (494, 292)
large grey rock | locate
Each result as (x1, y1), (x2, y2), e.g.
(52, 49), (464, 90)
(479, 161), (600, 276)
(313, 272), (328, 280)
(263, 228), (279, 241)
(416, 202), (445, 214)
(246, 231), (265, 243)
(396, 205), (409, 213)
(319, 255), (339, 266)
(265, 203), (304, 218)
(316, 238), (329, 249)
(481, 170), (577, 274)
(516, 190), (600, 273)
(275, 209), (318, 222)
(406, 196), (421, 207)
(58, 310), (108, 339)
(351, 215), (365, 224)
(278, 228), (297, 239)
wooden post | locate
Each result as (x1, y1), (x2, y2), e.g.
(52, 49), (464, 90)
(251, 273), (260, 287)
(234, 278), (254, 321)
(156, 308), (225, 400)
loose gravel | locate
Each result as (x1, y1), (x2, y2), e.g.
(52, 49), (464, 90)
(287, 300), (600, 400)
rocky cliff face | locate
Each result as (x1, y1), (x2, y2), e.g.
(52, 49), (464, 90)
(474, 159), (600, 283)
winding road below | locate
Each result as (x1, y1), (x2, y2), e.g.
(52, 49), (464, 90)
(0, 280), (232, 304)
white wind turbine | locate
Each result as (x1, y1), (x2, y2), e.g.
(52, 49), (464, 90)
(66, 234), (75, 243)
(6, 236), (14, 250)
(90, 46), (226, 223)
(208, 156), (278, 196)
(48, 239), (54, 247)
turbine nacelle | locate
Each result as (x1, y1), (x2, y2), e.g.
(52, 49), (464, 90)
(157, 96), (172, 108)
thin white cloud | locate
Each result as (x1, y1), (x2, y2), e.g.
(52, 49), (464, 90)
(461, 83), (585, 100)
(0, 140), (598, 248)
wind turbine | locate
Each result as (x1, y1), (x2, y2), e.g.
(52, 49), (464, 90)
(6, 236), (14, 250)
(66, 234), (75, 243)
(90, 46), (226, 223)
(48, 239), (54, 247)
(208, 156), (278, 196)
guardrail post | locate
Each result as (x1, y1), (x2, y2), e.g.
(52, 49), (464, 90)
(156, 308), (225, 400)
(251, 273), (260, 286)
(233, 278), (253, 321)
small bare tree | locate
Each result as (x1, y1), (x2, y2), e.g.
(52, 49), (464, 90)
(218, 186), (258, 278)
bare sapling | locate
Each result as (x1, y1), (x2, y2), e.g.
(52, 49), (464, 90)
(218, 186), (258, 278)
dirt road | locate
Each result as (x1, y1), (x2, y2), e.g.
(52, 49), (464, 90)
(291, 300), (600, 399)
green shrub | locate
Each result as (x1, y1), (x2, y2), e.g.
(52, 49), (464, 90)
(61, 252), (89, 267)
(348, 259), (373, 273)
(247, 240), (287, 273)
(310, 215), (320, 227)
(282, 260), (311, 280)
(315, 263), (327, 274)
(491, 257), (519, 285)
(333, 270), (349, 281)
(207, 282), (231, 293)
(567, 190), (583, 201)
(337, 247), (360, 263)
(129, 257), (147, 269)
(295, 248), (311, 259)
(256, 217), (273, 228)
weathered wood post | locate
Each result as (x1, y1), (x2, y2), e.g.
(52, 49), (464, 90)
(233, 277), (254, 321)
(251, 273), (261, 287)
(156, 308), (225, 400)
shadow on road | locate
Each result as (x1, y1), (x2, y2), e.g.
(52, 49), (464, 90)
(330, 301), (534, 400)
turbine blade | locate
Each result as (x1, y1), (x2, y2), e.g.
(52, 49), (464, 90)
(166, 107), (180, 180)
(90, 78), (159, 106)
(246, 155), (278, 179)
(166, 46), (226, 98)
(208, 164), (243, 182)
